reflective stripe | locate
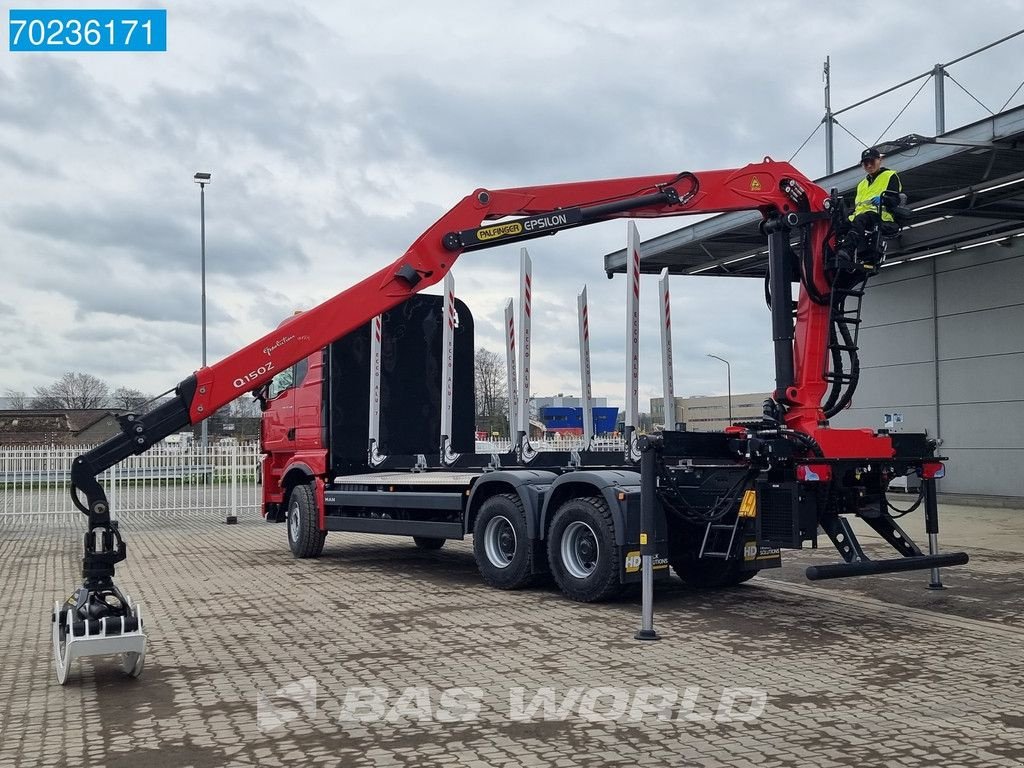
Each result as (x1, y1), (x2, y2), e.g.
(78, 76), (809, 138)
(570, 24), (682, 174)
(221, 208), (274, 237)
(851, 169), (901, 222)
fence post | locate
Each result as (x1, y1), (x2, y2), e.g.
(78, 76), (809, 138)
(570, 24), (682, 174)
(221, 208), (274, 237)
(227, 443), (238, 525)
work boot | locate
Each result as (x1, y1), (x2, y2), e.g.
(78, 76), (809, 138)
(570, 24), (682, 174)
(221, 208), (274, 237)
(833, 242), (855, 266)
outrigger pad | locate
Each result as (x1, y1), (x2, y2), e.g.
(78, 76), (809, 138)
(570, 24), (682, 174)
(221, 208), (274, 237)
(805, 552), (969, 581)
(52, 594), (146, 685)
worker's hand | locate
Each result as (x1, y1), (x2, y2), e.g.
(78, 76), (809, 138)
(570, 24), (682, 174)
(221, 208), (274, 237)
(879, 190), (900, 208)
(870, 195), (882, 206)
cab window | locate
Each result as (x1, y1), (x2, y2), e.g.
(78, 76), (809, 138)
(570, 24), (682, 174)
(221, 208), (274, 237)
(267, 368), (294, 399)
(294, 357), (309, 388)
(267, 357), (310, 400)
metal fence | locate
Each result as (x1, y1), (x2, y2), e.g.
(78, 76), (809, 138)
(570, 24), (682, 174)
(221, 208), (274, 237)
(0, 438), (630, 519)
(0, 442), (263, 518)
(481, 437), (627, 453)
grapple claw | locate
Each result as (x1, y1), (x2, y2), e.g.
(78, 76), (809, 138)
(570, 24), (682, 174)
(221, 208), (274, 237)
(53, 591), (146, 685)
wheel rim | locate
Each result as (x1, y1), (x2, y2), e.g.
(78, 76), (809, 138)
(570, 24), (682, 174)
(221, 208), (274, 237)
(483, 515), (517, 568)
(561, 521), (599, 579)
(289, 501), (300, 541)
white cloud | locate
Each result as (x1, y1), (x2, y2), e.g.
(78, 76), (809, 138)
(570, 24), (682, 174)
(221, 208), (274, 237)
(1, 0), (1022, 408)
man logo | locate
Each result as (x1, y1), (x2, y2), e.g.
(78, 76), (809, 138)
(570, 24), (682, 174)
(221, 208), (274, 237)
(257, 676), (317, 732)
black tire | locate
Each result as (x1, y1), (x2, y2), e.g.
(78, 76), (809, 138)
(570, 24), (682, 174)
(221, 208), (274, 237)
(413, 536), (446, 551)
(547, 496), (622, 602)
(669, 552), (756, 588)
(287, 483), (326, 558)
(473, 493), (539, 590)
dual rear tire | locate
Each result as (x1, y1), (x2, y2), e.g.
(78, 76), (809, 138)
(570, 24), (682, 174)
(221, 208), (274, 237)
(473, 494), (539, 590)
(473, 494), (622, 603)
(545, 497), (622, 603)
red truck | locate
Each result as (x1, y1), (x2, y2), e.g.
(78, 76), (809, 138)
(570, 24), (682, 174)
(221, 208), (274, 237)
(60, 160), (967, 683)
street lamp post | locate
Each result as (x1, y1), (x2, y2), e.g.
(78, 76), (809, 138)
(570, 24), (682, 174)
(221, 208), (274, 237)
(193, 172), (211, 452)
(707, 354), (732, 426)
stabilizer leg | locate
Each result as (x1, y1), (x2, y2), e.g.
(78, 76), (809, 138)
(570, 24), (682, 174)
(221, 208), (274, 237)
(809, 508), (968, 582)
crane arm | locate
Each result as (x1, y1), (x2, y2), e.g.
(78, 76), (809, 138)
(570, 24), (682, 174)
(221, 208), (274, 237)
(73, 158), (833, 518)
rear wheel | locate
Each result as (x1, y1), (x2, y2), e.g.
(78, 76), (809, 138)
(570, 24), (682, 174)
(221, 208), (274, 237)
(413, 536), (446, 551)
(547, 496), (621, 602)
(287, 483), (326, 558)
(473, 494), (538, 589)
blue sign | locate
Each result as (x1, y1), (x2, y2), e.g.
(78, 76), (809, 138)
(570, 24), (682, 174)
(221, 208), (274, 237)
(9, 9), (167, 52)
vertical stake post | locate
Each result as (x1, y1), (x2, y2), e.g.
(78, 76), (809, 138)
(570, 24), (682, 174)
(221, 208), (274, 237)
(578, 286), (593, 450)
(635, 434), (661, 641)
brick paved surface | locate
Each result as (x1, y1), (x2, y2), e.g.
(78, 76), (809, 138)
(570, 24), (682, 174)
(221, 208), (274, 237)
(1, 510), (1022, 767)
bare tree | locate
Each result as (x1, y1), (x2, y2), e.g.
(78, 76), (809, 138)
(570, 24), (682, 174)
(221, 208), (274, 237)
(110, 386), (149, 411)
(229, 394), (262, 418)
(33, 372), (110, 409)
(474, 347), (508, 436)
(3, 389), (27, 409)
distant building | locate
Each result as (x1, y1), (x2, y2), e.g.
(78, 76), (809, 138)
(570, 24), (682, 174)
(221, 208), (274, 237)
(530, 394), (608, 420)
(0, 409), (124, 445)
(539, 406), (619, 437)
(650, 393), (772, 433)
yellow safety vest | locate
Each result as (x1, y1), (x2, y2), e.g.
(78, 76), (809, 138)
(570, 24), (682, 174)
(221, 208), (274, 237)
(851, 169), (901, 222)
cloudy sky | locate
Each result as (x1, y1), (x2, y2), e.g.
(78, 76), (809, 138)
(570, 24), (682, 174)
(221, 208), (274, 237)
(2, 1), (1023, 411)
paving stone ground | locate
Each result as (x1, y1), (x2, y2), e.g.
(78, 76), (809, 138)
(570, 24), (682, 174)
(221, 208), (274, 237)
(0, 507), (1022, 768)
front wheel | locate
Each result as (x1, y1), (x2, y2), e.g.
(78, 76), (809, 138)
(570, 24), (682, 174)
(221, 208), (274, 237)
(547, 497), (621, 602)
(287, 483), (326, 558)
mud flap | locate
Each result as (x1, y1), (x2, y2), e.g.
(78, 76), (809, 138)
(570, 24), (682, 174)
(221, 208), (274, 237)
(739, 536), (782, 571)
(621, 543), (672, 584)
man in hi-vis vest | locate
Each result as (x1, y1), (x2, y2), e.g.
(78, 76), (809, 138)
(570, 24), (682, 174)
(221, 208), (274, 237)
(835, 147), (903, 262)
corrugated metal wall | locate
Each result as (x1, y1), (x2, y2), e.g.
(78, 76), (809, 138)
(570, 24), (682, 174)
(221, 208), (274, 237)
(833, 240), (1024, 497)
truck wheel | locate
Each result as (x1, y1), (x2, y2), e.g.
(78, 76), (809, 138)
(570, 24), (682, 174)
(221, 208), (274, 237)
(413, 536), (446, 550)
(670, 555), (756, 588)
(547, 496), (621, 603)
(473, 494), (537, 589)
(287, 483), (326, 559)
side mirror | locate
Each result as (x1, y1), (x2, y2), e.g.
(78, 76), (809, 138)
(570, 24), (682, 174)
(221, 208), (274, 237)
(253, 384), (270, 412)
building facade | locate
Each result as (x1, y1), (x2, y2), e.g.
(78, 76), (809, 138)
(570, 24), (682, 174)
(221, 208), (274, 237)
(831, 240), (1024, 497)
(530, 394), (608, 418)
(651, 392), (772, 433)
(539, 405), (619, 436)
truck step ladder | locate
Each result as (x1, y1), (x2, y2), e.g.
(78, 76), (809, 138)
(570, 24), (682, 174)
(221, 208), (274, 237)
(699, 519), (740, 559)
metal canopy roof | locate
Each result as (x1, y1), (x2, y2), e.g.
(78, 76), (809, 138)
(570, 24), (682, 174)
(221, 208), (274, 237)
(604, 105), (1024, 278)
